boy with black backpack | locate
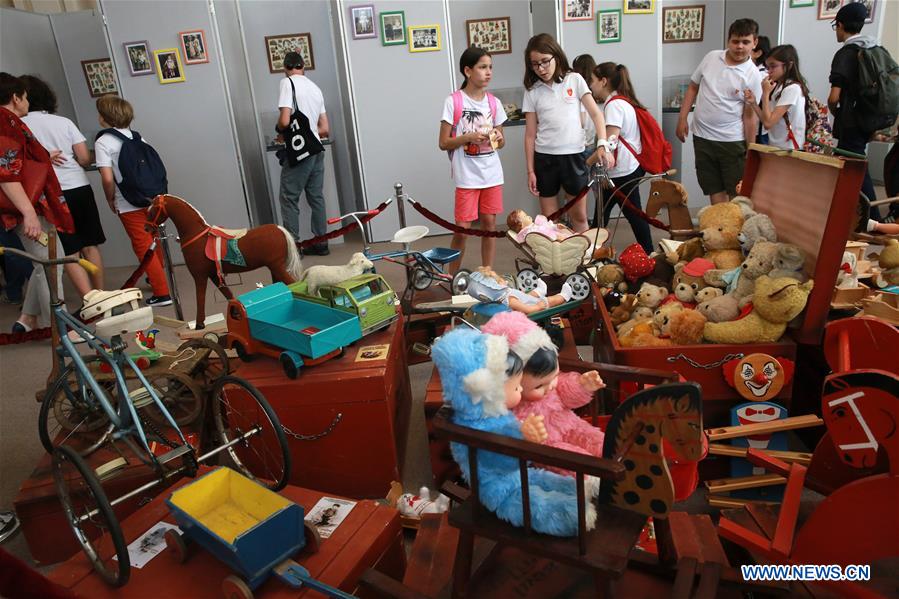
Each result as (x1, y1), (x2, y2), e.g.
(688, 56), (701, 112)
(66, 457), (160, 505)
(828, 1), (899, 220)
(94, 96), (171, 306)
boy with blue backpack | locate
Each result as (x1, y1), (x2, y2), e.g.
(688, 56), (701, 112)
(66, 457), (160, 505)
(94, 95), (171, 306)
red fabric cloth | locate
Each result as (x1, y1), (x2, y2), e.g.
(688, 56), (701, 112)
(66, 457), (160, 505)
(0, 106), (73, 233)
(618, 243), (656, 282)
(119, 209), (169, 296)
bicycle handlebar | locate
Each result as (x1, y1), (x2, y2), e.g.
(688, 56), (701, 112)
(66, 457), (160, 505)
(0, 246), (99, 275)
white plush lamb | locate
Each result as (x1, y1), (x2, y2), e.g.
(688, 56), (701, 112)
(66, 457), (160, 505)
(396, 486), (450, 519)
(299, 252), (373, 295)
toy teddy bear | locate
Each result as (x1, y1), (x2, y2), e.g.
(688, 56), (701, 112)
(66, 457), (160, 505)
(769, 243), (807, 282)
(636, 282), (668, 311)
(704, 275), (814, 344)
(738, 213), (777, 254)
(596, 263), (628, 297)
(653, 302), (685, 337)
(874, 239), (899, 288)
(431, 326), (595, 536)
(722, 240), (780, 308)
(836, 251), (859, 289)
(668, 309), (707, 345)
(695, 287), (723, 304)
(671, 258), (716, 307)
(609, 294), (637, 327)
(697, 201), (745, 270)
(696, 293), (740, 323)
(664, 237), (705, 267)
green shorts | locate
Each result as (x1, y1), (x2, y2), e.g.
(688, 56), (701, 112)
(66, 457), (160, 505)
(693, 136), (747, 197)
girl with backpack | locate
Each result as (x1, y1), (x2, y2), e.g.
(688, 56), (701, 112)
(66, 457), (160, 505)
(743, 45), (809, 152)
(438, 47), (507, 274)
(522, 34), (613, 233)
(589, 62), (654, 253)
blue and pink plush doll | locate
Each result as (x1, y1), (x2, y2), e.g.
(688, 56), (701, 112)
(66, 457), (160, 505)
(431, 327), (596, 537)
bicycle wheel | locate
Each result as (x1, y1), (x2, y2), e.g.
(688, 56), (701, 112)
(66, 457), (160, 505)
(147, 371), (204, 427)
(53, 445), (130, 587)
(39, 362), (114, 456)
(208, 375), (290, 491)
(177, 337), (231, 387)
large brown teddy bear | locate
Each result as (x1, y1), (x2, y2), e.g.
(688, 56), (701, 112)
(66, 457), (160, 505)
(697, 201), (744, 270)
(704, 275), (814, 344)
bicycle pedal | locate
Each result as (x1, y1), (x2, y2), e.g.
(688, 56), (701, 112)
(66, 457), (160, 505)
(157, 444), (193, 465)
(129, 387), (154, 409)
(95, 457), (129, 482)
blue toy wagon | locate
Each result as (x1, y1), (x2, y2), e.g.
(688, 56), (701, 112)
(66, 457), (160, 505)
(165, 467), (355, 599)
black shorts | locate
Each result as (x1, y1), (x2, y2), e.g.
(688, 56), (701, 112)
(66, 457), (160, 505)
(58, 185), (106, 255)
(534, 151), (588, 197)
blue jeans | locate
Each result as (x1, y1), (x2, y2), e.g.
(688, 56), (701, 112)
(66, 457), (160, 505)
(279, 152), (326, 242)
(837, 129), (879, 220)
(0, 229), (32, 302)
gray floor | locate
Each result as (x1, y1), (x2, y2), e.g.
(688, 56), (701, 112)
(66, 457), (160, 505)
(0, 213), (654, 568)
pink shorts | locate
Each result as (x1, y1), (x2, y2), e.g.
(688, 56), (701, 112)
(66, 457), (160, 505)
(454, 185), (503, 223)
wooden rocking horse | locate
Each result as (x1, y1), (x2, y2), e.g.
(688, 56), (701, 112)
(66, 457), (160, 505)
(645, 179), (695, 240)
(145, 194), (303, 329)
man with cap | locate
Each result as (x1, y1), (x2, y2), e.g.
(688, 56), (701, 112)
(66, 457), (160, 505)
(276, 51), (330, 255)
(828, 1), (880, 219)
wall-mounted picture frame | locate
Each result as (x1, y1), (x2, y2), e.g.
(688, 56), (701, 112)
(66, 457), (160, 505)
(817, 0), (843, 20)
(624, 0), (655, 15)
(847, 0), (877, 23)
(350, 4), (377, 40)
(380, 11), (406, 46)
(80, 59), (118, 97)
(466, 17), (511, 55)
(662, 5), (705, 43)
(789, 0), (815, 7)
(179, 29), (209, 65)
(122, 41), (153, 76)
(264, 33), (314, 73)
(563, 0), (593, 21)
(598, 10), (622, 43)
(409, 25), (441, 53)
(153, 48), (185, 84)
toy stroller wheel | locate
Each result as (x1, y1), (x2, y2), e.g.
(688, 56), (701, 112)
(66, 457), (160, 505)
(53, 445), (130, 587)
(516, 269), (540, 293)
(209, 375), (291, 491)
(39, 361), (114, 456)
(222, 575), (254, 599)
(565, 273), (592, 301)
(232, 341), (254, 363)
(147, 371), (204, 427)
(451, 269), (471, 295)
(303, 522), (322, 554)
(165, 529), (189, 564)
(178, 338), (231, 386)
(411, 267), (432, 291)
(280, 353), (299, 380)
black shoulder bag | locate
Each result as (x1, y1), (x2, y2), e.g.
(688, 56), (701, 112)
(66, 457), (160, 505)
(277, 77), (324, 167)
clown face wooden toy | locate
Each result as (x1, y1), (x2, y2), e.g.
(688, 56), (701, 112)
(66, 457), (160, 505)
(723, 353), (795, 402)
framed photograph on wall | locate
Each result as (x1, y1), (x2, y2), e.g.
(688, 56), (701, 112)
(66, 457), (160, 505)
(153, 48), (185, 84)
(408, 25), (441, 53)
(847, 0), (877, 23)
(597, 10), (622, 43)
(623, 0), (655, 14)
(380, 11), (406, 46)
(789, 0), (815, 7)
(563, 0), (593, 21)
(179, 29), (209, 65)
(349, 4), (377, 39)
(80, 59), (118, 97)
(122, 41), (153, 76)
(465, 17), (511, 55)
(817, 0), (843, 20)
(264, 33), (314, 73)
(662, 5), (705, 43)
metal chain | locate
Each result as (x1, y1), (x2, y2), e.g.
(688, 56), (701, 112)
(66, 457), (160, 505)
(666, 353), (745, 370)
(281, 413), (343, 441)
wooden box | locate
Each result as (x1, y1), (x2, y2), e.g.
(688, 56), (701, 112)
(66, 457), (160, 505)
(232, 319), (412, 498)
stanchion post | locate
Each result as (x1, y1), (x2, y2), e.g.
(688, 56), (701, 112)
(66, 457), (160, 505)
(394, 182), (410, 284)
(157, 223), (184, 321)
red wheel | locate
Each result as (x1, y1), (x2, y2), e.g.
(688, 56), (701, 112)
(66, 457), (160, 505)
(222, 575), (254, 599)
(164, 529), (188, 564)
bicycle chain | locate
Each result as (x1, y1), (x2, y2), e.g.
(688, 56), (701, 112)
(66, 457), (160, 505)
(666, 352), (745, 370)
(281, 413), (343, 441)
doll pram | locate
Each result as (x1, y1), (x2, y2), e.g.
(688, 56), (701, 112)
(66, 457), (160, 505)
(507, 228), (610, 301)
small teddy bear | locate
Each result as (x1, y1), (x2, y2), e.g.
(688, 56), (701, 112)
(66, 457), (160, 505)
(596, 263), (628, 296)
(664, 237), (705, 267)
(610, 294), (638, 327)
(738, 213), (777, 254)
(695, 287), (723, 303)
(668, 309), (707, 345)
(696, 294), (740, 323)
(636, 282), (668, 310)
(653, 302), (685, 337)
(671, 258), (716, 306)
(768, 243), (807, 282)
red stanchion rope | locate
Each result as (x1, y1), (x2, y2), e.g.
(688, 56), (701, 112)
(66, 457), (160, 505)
(296, 199), (392, 248)
(607, 185), (671, 232)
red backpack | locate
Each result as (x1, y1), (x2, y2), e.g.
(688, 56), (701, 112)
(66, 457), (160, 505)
(606, 96), (672, 175)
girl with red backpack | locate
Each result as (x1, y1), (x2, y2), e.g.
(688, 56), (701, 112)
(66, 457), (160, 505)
(438, 47), (508, 275)
(589, 62), (655, 253)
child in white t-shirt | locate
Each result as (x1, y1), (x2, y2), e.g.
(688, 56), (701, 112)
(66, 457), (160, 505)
(676, 19), (763, 204)
(743, 44), (809, 151)
(522, 34), (613, 232)
(438, 47), (507, 274)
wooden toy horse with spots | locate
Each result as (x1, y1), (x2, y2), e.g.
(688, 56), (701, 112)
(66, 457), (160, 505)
(146, 194), (302, 329)
(645, 179), (694, 240)
(598, 383), (705, 518)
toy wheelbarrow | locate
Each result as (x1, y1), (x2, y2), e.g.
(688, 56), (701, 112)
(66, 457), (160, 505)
(165, 467), (356, 599)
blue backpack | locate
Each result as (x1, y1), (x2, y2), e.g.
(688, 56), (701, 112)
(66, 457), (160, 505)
(96, 129), (167, 207)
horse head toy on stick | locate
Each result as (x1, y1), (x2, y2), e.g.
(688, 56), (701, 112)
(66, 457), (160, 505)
(146, 194), (302, 329)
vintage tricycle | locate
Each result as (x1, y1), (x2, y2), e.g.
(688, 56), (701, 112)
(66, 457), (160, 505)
(226, 282), (363, 379)
(165, 467), (355, 599)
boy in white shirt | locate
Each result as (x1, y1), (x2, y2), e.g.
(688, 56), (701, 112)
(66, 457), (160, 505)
(676, 19), (763, 205)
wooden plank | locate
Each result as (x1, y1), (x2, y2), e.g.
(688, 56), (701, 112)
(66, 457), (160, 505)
(771, 464), (806, 557)
(707, 444), (812, 466)
(705, 415), (823, 441)
(704, 474), (786, 493)
(707, 496), (778, 510)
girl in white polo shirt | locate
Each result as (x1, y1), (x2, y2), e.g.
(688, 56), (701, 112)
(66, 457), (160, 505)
(522, 34), (613, 232)
(743, 45), (809, 152)
(589, 62), (654, 253)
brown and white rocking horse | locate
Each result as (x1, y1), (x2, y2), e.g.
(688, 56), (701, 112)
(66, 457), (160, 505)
(146, 194), (302, 329)
(645, 179), (695, 240)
